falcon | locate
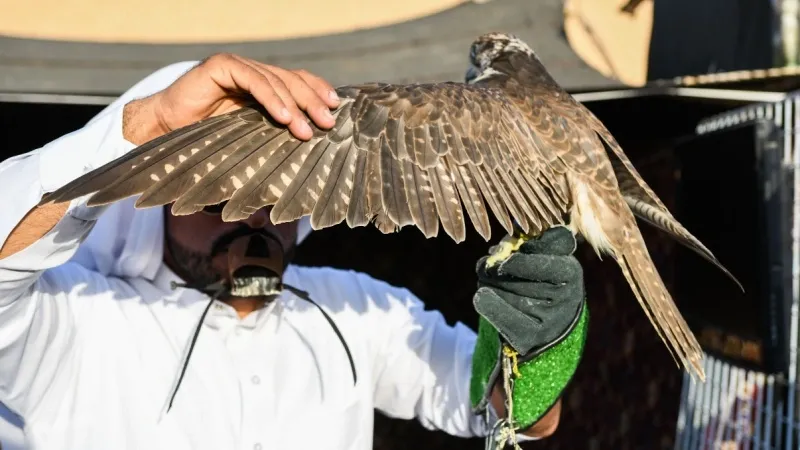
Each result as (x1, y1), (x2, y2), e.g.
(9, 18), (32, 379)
(41, 32), (741, 381)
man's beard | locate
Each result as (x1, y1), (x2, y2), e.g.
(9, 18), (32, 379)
(164, 220), (297, 292)
(166, 236), (223, 288)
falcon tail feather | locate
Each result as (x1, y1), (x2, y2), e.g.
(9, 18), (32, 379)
(624, 195), (744, 292)
(615, 220), (706, 382)
(569, 176), (705, 380)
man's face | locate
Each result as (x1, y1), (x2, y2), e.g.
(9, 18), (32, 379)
(163, 203), (298, 288)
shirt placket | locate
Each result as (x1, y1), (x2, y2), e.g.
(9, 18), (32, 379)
(228, 303), (279, 450)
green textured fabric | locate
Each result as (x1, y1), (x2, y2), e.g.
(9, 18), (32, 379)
(470, 315), (502, 410)
(470, 303), (589, 430)
(511, 304), (588, 428)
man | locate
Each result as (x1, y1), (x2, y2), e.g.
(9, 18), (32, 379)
(0, 54), (588, 449)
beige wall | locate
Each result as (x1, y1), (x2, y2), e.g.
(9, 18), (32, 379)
(563, 0), (653, 86)
(0, 0), (467, 43)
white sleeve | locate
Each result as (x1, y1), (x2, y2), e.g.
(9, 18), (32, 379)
(0, 402), (25, 450)
(352, 274), (488, 438)
(0, 60), (199, 416)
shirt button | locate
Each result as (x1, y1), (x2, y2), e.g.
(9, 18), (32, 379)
(251, 375), (261, 385)
(254, 443), (262, 450)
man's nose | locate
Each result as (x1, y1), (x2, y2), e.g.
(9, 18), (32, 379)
(242, 208), (270, 229)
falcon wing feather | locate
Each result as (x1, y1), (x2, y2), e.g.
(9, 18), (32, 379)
(41, 80), (573, 243)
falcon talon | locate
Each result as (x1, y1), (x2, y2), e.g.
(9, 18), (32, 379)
(486, 234), (532, 268)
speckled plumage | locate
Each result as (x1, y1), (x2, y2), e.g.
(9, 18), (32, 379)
(41, 32), (740, 381)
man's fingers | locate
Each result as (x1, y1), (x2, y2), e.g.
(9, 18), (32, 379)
(239, 57), (336, 130)
(474, 286), (584, 356)
(204, 54), (293, 125)
(202, 53), (339, 140)
(267, 65), (336, 130)
(292, 68), (341, 108)
(519, 226), (577, 256)
(477, 274), (572, 302)
(229, 55), (314, 140)
(473, 288), (542, 355)
(257, 69), (315, 140)
(498, 253), (583, 285)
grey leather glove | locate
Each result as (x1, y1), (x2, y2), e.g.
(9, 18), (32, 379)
(474, 226), (585, 362)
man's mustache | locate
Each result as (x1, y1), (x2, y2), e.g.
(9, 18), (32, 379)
(209, 225), (282, 258)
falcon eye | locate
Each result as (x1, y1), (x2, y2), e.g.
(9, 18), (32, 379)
(200, 201), (228, 216)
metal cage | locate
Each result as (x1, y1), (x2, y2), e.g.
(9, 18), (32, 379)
(674, 93), (800, 450)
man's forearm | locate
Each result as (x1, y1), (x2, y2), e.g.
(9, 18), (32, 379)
(122, 95), (168, 146)
(0, 97), (160, 261)
(0, 202), (69, 260)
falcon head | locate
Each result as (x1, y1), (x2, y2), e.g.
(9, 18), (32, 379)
(465, 32), (537, 83)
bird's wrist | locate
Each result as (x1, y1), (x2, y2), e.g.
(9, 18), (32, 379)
(122, 95), (170, 146)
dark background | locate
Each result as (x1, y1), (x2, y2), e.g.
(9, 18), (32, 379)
(646, 0), (776, 80)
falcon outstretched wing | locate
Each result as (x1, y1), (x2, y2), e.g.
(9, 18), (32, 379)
(42, 81), (581, 243)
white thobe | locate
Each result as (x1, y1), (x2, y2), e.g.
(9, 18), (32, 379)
(0, 62), (490, 450)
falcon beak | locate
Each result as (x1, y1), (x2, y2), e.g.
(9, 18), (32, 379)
(465, 65), (480, 84)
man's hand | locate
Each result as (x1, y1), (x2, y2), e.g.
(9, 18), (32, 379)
(469, 226), (588, 438)
(123, 53), (341, 145)
(475, 227), (584, 358)
(1, 56), (340, 261)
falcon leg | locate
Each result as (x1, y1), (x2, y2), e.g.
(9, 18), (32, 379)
(485, 232), (535, 268)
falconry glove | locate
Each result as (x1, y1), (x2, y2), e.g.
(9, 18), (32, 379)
(470, 226), (589, 432)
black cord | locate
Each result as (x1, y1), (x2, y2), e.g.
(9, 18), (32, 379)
(162, 209), (357, 412)
(283, 284), (358, 385)
(166, 286), (223, 412)
(164, 282), (357, 412)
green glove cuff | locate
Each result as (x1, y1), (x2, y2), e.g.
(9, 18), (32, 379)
(470, 301), (589, 430)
